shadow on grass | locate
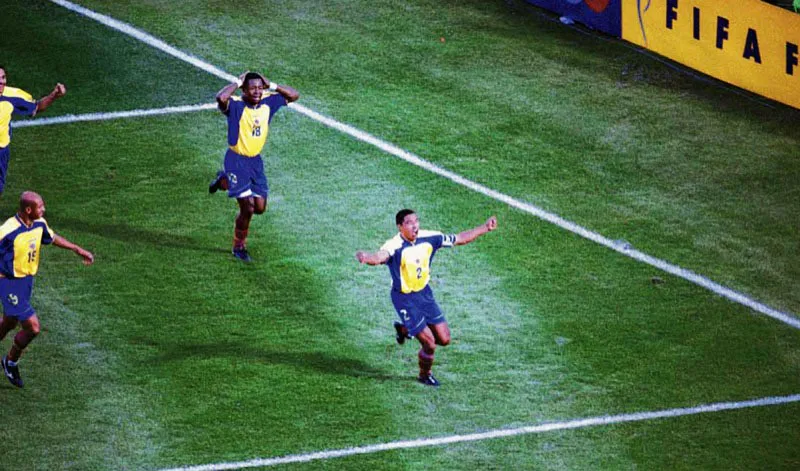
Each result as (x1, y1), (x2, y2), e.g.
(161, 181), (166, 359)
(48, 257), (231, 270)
(53, 217), (228, 254)
(150, 342), (402, 381)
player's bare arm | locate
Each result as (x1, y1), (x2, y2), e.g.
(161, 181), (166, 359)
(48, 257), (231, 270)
(253, 72), (299, 103)
(35, 83), (66, 114)
(454, 216), (497, 246)
(53, 235), (95, 266)
(275, 82), (300, 103)
(216, 72), (248, 111)
(356, 250), (390, 266)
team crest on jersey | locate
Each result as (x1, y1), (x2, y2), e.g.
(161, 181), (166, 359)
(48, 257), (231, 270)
(228, 173), (238, 185)
(7, 294), (18, 306)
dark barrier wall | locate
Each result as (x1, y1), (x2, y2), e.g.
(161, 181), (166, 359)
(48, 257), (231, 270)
(525, 0), (622, 36)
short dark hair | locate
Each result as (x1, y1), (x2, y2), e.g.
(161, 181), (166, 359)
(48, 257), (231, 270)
(0, 65), (6, 73)
(242, 72), (265, 88)
(395, 209), (415, 225)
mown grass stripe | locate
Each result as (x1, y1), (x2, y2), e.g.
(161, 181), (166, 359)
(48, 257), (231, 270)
(48, 0), (799, 331)
(159, 393), (800, 470)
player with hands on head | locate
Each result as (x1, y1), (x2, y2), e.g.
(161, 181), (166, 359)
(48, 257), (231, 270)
(356, 209), (498, 387)
(208, 71), (299, 262)
(0, 191), (94, 388)
(0, 66), (68, 195)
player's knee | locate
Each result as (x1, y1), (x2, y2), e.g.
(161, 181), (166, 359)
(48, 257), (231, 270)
(253, 199), (267, 215)
(437, 335), (450, 346)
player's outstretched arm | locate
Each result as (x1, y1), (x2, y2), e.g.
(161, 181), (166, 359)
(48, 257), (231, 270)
(355, 250), (390, 266)
(454, 216), (497, 246)
(53, 235), (94, 265)
(35, 83), (66, 114)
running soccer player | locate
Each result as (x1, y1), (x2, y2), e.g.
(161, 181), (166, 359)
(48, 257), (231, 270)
(0, 66), (67, 195)
(356, 209), (497, 386)
(208, 71), (299, 262)
(0, 191), (94, 388)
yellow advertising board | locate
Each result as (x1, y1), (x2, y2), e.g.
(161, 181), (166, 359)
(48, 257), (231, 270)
(622, 0), (800, 109)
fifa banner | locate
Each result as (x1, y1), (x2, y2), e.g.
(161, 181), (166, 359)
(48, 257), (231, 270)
(525, 0), (621, 37)
(622, 0), (800, 109)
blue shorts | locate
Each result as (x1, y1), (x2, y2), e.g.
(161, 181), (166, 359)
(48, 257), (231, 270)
(391, 285), (446, 337)
(0, 276), (35, 321)
(223, 149), (269, 199)
(0, 146), (9, 193)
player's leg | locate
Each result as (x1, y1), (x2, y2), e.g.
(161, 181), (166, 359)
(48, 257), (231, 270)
(0, 314), (18, 341)
(415, 327), (439, 386)
(250, 157), (269, 215)
(1, 278), (36, 388)
(233, 197), (255, 261)
(420, 287), (449, 346)
(2, 314), (37, 388)
(391, 291), (438, 385)
(429, 321), (451, 347)
(232, 158), (267, 261)
(8, 314), (40, 362)
(415, 288), (447, 385)
(224, 150), (257, 261)
(253, 196), (267, 215)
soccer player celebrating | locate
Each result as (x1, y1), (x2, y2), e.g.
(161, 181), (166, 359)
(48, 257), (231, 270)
(208, 71), (299, 262)
(0, 66), (67, 195)
(356, 209), (497, 386)
(0, 191), (94, 388)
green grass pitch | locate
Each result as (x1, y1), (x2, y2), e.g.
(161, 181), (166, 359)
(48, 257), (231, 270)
(1, 0), (799, 469)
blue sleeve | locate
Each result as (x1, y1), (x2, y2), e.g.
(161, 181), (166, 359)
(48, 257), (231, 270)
(226, 100), (244, 146)
(263, 94), (287, 122)
(9, 97), (37, 117)
(0, 242), (14, 276)
(431, 235), (444, 250)
(38, 221), (55, 245)
(41, 228), (54, 245)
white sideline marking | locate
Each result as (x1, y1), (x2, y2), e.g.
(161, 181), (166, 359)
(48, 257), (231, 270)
(159, 393), (800, 470)
(49, 0), (799, 330)
(14, 103), (216, 128)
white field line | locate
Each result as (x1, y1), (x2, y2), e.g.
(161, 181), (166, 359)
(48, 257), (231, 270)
(14, 103), (216, 128)
(158, 393), (800, 470)
(49, 0), (799, 330)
